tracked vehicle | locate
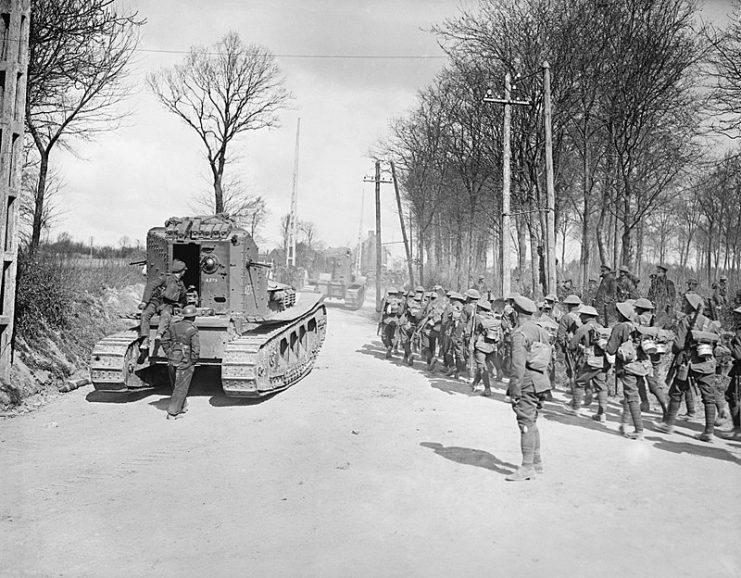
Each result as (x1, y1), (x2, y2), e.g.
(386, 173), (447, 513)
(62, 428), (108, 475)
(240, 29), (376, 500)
(313, 247), (366, 310)
(90, 215), (327, 397)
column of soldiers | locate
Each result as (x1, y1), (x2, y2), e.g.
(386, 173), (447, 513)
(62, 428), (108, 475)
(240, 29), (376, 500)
(377, 268), (741, 479)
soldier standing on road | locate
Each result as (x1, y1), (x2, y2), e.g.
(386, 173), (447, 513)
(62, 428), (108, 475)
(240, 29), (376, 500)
(657, 293), (720, 442)
(138, 259), (188, 356)
(505, 296), (552, 481)
(475, 275), (490, 301)
(162, 304), (200, 420)
(584, 278), (599, 306)
(717, 306), (741, 441)
(647, 264), (676, 325)
(710, 275), (728, 322)
(593, 265), (618, 326)
(616, 266), (639, 302)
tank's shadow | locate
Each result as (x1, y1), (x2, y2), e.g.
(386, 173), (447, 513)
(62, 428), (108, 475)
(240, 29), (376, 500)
(86, 366), (276, 408)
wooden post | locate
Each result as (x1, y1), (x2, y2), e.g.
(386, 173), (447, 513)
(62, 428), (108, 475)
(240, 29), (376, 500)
(543, 61), (557, 296)
(390, 161), (415, 288)
(0, 1), (30, 381)
(374, 160), (383, 311)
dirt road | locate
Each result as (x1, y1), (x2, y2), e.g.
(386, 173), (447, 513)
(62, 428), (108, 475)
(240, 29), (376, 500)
(2, 304), (740, 577)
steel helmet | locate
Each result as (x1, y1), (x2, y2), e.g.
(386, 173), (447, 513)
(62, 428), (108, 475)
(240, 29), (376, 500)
(465, 288), (481, 300)
(181, 305), (197, 318)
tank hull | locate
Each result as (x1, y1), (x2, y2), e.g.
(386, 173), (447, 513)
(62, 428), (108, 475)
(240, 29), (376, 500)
(90, 292), (326, 397)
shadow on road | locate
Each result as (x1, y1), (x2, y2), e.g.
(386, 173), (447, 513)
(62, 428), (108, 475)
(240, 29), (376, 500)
(86, 366), (276, 409)
(645, 435), (741, 466)
(420, 442), (517, 476)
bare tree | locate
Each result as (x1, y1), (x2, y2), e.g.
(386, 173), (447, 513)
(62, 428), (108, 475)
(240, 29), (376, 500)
(191, 175), (268, 238)
(26, 0), (142, 255)
(706, 0), (741, 138)
(148, 32), (291, 214)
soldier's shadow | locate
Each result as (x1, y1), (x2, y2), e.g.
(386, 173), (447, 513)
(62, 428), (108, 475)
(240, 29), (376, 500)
(420, 442), (517, 475)
(644, 435), (741, 466)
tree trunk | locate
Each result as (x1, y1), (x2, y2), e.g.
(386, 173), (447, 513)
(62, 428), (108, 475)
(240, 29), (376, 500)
(29, 150), (50, 256)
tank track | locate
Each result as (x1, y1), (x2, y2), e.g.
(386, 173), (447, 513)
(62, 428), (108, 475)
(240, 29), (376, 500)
(90, 329), (148, 391)
(221, 303), (327, 397)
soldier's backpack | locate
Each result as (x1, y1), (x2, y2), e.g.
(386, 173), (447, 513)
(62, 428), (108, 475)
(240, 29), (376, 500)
(524, 324), (552, 373)
(616, 323), (638, 363)
(476, 316), (502, 353)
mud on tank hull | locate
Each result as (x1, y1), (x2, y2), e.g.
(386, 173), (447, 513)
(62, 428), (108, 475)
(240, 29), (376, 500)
(89, 292), (327, 398)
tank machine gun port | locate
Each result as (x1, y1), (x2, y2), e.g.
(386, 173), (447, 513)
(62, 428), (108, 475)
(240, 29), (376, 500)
(89, 215), (327, 398)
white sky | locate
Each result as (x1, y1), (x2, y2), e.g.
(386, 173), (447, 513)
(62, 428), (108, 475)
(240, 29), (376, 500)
(47, 0), (733, 257)
(49, 0), (465, 253)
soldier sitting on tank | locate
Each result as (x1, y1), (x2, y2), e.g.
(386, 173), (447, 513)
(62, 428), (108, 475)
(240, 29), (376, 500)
(162, 304), (200, 420)
(138, 258), (189, 356)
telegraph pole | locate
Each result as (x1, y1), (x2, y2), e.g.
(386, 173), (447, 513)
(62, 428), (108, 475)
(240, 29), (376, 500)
(390, 161), (415, 288)
(483, 73), (530, 297)
(0, 1), (30, 381)
(287, 118), (300, 268)
(364, 162), (392, 311)
(543, 62), (557, 295)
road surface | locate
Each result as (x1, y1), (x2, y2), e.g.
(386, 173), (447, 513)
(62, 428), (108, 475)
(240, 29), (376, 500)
(2, 304), (740, 577)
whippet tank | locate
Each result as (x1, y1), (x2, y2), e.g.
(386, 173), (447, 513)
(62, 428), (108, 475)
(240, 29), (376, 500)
(89, 215), (327, 398)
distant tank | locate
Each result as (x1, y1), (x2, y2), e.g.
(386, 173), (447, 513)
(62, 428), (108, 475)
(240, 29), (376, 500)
(312, 247), (366, 310)
(90, 215), (327, 398)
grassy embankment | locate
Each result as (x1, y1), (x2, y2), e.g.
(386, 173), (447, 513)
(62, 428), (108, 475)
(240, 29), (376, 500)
(1, 253), (144, 407)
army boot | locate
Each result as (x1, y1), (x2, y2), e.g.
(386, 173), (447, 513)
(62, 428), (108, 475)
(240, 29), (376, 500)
(716, 427), (741, 441)
(506, 465), (536, 481)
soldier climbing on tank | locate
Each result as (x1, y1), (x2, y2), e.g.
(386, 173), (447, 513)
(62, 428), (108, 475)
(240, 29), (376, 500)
(162, 304), (200, 420)
(138, 258), (188, 358)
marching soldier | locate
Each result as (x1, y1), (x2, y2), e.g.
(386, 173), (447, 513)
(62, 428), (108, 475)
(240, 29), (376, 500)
(647, 264), (676, 325)
(605, 301), (646, 439)
(471, 299), (500, 396)
(717, 306), (741, 440)
(557, 294), (583, 394)
(399, 291), (423, 366)
(633, 297), (670, 419)
(444, 292), (468, 378)
(138, 258), (188, 356)
(418, 291), (445, 371)
(380, 287), (402, 358)
(162, 304), (200, 420)
(593, 264), (618, 326)
(505, 296), (552, 481)
(568, 305), (610, 421)
(657, 293), (720, 442)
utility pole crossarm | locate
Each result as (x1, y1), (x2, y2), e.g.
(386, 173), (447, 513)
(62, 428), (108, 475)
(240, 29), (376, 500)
(482, 97), (532, 106)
